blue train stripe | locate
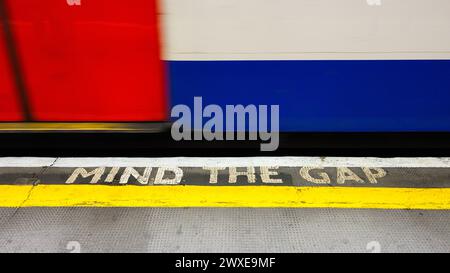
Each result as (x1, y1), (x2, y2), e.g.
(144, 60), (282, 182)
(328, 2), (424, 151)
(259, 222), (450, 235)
(168, 60), (450, 132)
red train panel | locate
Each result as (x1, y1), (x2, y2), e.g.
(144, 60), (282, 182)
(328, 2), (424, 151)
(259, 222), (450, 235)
(4, 0), (166, 121)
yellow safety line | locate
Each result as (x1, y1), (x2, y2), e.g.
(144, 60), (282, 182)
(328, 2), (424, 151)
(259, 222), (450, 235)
(0, 122), (168, 131)
(0, 185), (449, 209)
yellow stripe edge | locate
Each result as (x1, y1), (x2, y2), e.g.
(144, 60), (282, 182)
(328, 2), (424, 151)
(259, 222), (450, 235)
(0, 185), (449, 209)
(0, 123), (169, 132)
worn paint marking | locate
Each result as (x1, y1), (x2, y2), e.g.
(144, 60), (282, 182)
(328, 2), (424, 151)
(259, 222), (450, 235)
(2, 166), (450, 188)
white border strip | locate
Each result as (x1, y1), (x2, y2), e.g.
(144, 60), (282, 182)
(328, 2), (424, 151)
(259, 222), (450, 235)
(0, 158), (57, 167)
(0, 157), (449, 168)
(165, 52), (450, 61)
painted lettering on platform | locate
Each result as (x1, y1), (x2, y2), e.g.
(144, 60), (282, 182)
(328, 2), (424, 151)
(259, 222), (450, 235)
(66, 167), (184, 185)
(65, 167), (387, 185)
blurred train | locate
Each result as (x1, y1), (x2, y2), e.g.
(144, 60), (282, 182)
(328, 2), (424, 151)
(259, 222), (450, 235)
(1, 0), (450, 134)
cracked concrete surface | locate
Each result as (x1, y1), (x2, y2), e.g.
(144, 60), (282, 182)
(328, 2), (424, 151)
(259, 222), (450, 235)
(7, 158), (59, 217)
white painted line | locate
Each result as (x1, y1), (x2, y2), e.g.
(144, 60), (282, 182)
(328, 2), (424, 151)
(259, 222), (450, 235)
(0, 157), (449, 168)
(0, 158), (57, 167)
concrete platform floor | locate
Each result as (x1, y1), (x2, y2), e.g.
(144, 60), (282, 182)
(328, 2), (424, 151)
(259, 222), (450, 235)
(0, 208), (448, 253)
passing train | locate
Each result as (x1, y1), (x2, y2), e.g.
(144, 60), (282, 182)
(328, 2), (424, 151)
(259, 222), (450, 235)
(1, 0), (450, 136)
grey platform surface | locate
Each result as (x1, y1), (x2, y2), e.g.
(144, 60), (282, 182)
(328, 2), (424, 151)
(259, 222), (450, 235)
(0, 208), (448, 253)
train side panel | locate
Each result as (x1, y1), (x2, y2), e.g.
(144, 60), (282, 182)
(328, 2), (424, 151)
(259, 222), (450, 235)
(163, 0), (450, 132)
(2, 0), (167, 122)
(1, 0), (450, 132)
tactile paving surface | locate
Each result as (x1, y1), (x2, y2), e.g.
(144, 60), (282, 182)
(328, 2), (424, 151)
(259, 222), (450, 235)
(0, 208), (448, 253)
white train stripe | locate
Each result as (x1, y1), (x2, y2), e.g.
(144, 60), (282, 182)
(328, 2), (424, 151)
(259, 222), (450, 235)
(0, 157), (449, 168)
(161, 0), (450, 60)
